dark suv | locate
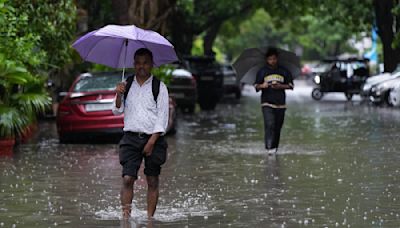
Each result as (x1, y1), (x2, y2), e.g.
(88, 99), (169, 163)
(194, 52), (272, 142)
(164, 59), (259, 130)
(182, 56), (223, 110)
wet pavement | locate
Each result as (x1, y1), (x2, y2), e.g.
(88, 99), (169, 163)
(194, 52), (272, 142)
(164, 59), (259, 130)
(2, 80), (400, 227)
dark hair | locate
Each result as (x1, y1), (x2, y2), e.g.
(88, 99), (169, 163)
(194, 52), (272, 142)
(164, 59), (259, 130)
(265, 47), (279, 58)
(134, 48), (153, 61)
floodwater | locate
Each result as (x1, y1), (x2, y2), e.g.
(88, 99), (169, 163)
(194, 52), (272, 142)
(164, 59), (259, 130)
(1, 80), (400, 227)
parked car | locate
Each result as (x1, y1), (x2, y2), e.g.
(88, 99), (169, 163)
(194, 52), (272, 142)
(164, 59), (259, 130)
(389, 83), (400, 107)
(360, 66), (400, 99)
(168, 66), (197, 113)
(56, 72), (176, 143)
(369, 77), (400, 105)
(182, 56), (224, 110)
(221, 64), (241, 99)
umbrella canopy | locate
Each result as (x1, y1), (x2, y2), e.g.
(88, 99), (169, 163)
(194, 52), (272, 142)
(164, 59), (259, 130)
(233, 47), (301, 85)
(72, 24), (178, 69)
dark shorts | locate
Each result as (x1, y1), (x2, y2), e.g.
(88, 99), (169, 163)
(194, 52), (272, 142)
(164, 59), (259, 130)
(119, 132), (168, 179)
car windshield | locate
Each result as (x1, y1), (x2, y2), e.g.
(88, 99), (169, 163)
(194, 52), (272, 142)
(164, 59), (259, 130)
(221, 65), (235, 75)
(73, 73), (121, 92)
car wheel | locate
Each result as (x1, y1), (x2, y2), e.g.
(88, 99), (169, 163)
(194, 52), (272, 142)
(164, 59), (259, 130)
(235, 91), (241, 99)
(311, 88), (323, 100)
(199, 101), (217, 110)
(187, 105), (195, 114)
(385, 92), (393, 106)
(59, 134), (73, 144)
(389, 89), (400, 107)
(198, 91), (217, 110)
(181, 105), (195, 114)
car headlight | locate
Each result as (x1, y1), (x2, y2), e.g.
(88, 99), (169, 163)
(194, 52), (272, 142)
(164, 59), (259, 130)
(378, 83), (389, 90)
(314, 75), (321, 84)
(363, 84), (371, 91)
(374, 83), (389, 95)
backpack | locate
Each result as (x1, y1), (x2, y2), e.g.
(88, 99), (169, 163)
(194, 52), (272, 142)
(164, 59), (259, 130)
(124, 75), (161, 107)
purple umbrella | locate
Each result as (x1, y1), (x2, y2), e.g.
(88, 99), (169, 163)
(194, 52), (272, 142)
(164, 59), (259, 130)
(72, 24), (178, 80)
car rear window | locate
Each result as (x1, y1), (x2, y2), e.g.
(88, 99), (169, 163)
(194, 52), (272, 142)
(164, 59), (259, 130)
(73, 74), (121, 92)
(188, 61), (219, 71)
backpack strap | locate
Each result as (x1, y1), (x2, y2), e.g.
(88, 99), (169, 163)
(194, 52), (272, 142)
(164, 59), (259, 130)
(123, 75), (134, 104)
(124, 75), (161, 106)
(152, 76), (161, 107)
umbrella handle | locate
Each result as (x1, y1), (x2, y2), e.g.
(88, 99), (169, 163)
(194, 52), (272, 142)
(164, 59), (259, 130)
(121, 39), (128, 81)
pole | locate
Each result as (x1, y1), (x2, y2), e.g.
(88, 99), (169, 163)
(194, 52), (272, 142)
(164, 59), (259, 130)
(122, 39), (128, 81)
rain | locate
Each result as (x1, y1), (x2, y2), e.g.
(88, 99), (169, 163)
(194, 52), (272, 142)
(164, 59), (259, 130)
(2, 82), (400, 227)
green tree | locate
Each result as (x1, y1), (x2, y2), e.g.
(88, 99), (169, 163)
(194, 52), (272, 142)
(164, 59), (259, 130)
(77, 0), (114, 32)
(1, 1), (76, 75)
(216, 9), (286, 60)
(170, 0), (265, 56)
(291, 15), (357, 59)
(111, 0), (177, 35)
(0, 54), (50, 138)
(11, 0), (77, 74)
(310, 0), (399, 72)
(0, 0), (74, 139)
(0, 0), (45, 70)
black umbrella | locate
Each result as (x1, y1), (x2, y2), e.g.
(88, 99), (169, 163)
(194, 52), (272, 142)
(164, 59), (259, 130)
(233, 47), (301, 84)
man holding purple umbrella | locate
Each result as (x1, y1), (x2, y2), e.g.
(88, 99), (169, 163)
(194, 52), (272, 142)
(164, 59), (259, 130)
(113, 48), (169, 219)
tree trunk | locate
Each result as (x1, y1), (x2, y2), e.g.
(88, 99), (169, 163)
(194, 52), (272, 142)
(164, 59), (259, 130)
(168, 0), (208, 56)
(169, 11), (194, 56)
(111, 0), (176, 35)
(203, 22), (222, 56)
(333, 41), (341, 57)
(112, 0), (130, 25)
(374, 0), (400, 72)
(171, 32), (194, 57)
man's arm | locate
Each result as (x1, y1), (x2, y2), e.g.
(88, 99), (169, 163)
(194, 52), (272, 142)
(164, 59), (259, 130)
(115, 93), (123, 108)
(143, 84), (169, 156)
(112, 82), (126, 115)
(270, 83), (293, 90)
(254, 68), (267, 92)
(255, 82), (269, 91)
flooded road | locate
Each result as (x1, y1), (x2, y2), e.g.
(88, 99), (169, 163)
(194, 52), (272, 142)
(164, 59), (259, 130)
(2, 80), (400, 227)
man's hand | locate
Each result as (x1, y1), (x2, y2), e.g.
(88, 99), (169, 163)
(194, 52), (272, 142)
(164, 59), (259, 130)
(115, 82), (126, 109)
(270, 83), (292, 90)
(269, 83), (281, 89)
(143, 140), (155, 157)
(143, 134), (160, 156)
(255, 81), (269, 90)
(115, 82), (126, 95)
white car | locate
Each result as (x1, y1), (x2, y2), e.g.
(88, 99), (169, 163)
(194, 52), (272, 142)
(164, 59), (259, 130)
(370, 77), (400, 105)
(361, 69), (400, 99)
(389, 83), (400, 107)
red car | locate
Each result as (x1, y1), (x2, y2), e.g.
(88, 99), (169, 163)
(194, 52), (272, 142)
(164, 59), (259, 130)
(57, 72), (176, 143)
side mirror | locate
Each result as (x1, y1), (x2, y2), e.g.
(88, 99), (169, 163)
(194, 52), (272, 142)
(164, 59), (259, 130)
(58, 92), (68, 99)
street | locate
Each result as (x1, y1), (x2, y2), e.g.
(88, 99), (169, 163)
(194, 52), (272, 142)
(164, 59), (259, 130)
(1, 80), (400, 227)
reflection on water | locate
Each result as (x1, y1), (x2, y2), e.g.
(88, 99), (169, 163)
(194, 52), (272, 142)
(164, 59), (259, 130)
(1, 83), (400, 227)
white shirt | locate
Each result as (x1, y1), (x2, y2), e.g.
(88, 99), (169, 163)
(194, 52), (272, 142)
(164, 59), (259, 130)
(112, 75), (169, 135)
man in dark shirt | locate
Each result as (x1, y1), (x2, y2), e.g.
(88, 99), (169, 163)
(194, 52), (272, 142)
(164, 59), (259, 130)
(254, 47), (294, 155)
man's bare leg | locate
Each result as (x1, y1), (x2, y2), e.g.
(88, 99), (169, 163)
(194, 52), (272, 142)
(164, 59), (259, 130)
(120, 175), (135, 219)
(146, 176), (159, 218)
